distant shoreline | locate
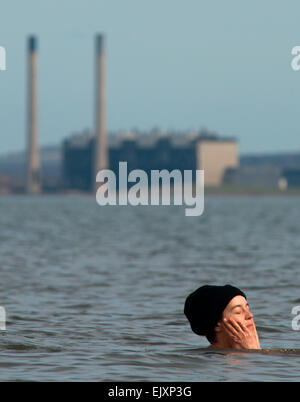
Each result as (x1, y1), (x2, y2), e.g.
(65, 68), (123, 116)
(2, 186), (300, 197)
(204, 186), (300, 196)
(202, 187), (298, 196)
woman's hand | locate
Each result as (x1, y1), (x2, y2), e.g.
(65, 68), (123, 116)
(222, 317), (261, 350)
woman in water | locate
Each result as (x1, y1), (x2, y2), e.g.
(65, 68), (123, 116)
(184, 284), (261, 350)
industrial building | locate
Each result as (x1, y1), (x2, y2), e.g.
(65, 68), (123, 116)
(62, 130), (239, 191)
(12, 33), (240, 194)
(281, 168), (300, 187)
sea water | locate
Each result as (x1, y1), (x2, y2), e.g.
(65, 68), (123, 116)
(0, 195), (299, 381)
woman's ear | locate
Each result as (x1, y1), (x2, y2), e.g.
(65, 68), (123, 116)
(214, 320), (222, 333)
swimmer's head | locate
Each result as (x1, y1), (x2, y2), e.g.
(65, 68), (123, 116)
(184, 284), (247, 344)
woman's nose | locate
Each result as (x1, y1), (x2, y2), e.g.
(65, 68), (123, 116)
(246, 310), (253, 320)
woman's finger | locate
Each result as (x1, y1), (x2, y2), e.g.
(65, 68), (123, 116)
(235, 320), (249, 334)
(223, 318), (240, 337)
(227, 318), (246, 335)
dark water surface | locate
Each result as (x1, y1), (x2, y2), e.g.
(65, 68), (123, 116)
(0, 195), (299, 381)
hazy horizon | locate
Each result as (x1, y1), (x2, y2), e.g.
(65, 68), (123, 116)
(1, 0), (300, 155)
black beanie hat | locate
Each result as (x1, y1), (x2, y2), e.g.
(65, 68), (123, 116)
(184, 284), (246, 339)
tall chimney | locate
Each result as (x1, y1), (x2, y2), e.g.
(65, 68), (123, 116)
(26, 35), (41, 194)
(94, 34), (108, 192)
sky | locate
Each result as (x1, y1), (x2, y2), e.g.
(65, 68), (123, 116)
(1, 0), (300, 155)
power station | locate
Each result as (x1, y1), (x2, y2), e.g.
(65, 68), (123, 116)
(16, 34), (239, 194)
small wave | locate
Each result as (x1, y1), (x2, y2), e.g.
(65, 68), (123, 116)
(291, 298), (300, 304)
(260, 348), (300, 355)
(2, 343), (38, 352)
(257, 326), (281, 333)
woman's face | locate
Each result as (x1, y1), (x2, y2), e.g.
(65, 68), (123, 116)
(222, 295), (255, 329)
